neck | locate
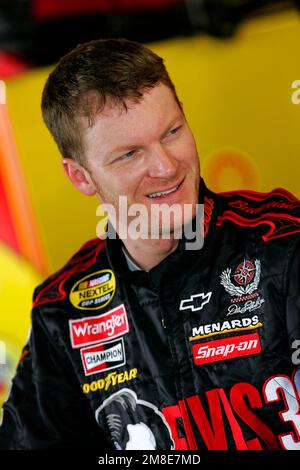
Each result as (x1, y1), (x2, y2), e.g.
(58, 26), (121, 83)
(122, 236), (179, 272)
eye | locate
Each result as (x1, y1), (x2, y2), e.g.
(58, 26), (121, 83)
(168, 125), (182, 136)
(121, 150), (136, 159)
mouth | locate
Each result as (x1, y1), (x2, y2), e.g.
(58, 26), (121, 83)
(146, 179), (184, 199)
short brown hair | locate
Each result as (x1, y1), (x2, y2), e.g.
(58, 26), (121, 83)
(41, 38), (179, 165)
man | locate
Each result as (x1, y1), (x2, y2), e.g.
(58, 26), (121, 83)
(0, 38), (300, 450)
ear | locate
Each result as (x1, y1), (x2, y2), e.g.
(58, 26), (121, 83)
(62, 158), (96, 196)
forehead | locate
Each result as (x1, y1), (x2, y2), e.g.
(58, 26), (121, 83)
(82, 83), (181, 161)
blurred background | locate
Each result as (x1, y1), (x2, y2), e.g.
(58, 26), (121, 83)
(0, 0), (300, 408)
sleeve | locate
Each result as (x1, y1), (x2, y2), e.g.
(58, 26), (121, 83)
(0, 308), (113, 450)
(285, 238), (300, 357)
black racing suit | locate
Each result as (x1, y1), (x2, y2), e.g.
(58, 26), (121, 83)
(1, 179), (300, 450)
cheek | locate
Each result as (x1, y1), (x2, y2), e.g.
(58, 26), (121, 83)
(101, 168), (141, 198)
(94, 169), (120, 188)
(176, 137), (198, 167)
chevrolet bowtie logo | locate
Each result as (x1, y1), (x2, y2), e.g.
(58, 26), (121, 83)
(180, 292), (212, 312)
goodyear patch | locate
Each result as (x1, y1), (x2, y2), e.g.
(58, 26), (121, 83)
(70, 269), (116, 310)
(81, 368), (138, 394)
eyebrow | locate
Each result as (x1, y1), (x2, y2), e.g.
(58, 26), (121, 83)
(107, 114), (183, 157)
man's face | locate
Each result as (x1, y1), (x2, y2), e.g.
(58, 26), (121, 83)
(83, 82), (200, 237)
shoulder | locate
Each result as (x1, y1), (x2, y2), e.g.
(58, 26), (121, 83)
(33, 237), (107, 309)
(215, 186), (300, 243)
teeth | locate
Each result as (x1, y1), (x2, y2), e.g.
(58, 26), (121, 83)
(148, 185), (179, 198)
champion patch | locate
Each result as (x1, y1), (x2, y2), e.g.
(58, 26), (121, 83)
(69, 304), (129, 348)
(80, 338), (126, 376)
(192, 332), (262, 365)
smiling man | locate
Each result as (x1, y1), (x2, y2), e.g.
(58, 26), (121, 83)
(1, 38), (300, 450)
(62, 79), (200, 270)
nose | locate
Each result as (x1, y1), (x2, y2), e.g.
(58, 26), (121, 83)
(147, 144), (178, 179)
